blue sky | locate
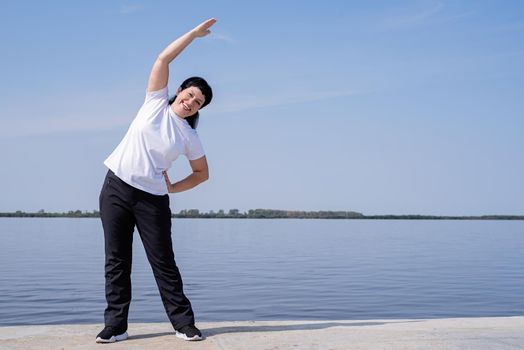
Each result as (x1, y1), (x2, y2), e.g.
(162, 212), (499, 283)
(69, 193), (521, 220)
(0, 0), (523, 215)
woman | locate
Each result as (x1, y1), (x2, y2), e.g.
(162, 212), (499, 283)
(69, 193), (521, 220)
(96, 18), (216, 343)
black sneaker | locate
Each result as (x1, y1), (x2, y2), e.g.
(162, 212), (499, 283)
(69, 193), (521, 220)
(175, 324), (203, 341)
(95, 326), (128, 343)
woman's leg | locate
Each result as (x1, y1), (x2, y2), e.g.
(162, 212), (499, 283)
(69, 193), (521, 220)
(99, 171), (136, 331)
(133, 191), (195, 330)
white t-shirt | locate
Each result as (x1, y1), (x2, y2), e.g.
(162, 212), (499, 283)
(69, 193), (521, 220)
(104, 86), (205, 195)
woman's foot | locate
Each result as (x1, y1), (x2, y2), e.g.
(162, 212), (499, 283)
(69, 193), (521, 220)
(175, 324), (203, 341)
(95, 326), (128, 343)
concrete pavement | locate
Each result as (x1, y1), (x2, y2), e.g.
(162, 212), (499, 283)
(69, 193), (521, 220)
(1, 317), (523, 350)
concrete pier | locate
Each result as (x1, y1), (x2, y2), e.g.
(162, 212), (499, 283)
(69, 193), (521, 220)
(1, 317), (523, 349)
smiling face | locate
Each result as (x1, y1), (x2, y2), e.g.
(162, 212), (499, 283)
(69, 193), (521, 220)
(171, 86), (206, 118)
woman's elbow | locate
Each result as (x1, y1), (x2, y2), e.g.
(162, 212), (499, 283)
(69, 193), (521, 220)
(198, 170), (209, 183)
(156, 55), (168, 64)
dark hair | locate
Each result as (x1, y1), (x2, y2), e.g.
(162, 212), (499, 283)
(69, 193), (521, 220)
(168, 77), (213, 129)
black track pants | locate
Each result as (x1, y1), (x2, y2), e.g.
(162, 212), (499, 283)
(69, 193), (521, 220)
(99, 170), (195, 331)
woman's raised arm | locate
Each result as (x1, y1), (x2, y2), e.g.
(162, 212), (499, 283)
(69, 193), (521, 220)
(147, 18), (216, 92)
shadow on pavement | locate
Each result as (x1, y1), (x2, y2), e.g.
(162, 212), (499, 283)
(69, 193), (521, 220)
(128, 320), (422, 340)
(204, 320), (422, 337)
(128, 332), (173, 340)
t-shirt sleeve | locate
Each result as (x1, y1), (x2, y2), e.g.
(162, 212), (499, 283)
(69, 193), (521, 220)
(135, 87), (169, 121)
(186, 133), (206, 161)
(145, 86), (169, 104)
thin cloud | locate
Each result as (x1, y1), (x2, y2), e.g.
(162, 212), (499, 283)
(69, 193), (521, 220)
(371, 0), (474, 32)
(487, 19), (524, 33)
(209, 31), (237, 44)
(1, 113), (131, 138)
(120, 4), (142, 15)
(384, 1), (444, 28)
(0, 88), (360, 137)
(0, 88), (142, 138)
(209, 89), (358, 114)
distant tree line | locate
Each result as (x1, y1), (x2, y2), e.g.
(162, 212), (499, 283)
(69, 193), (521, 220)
(0, 209), (100, 218)
(0, 209), (523, 220)
(175, 209), (364, 219)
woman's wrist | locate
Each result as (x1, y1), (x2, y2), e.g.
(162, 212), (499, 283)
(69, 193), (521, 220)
(188, 29), (199, 39)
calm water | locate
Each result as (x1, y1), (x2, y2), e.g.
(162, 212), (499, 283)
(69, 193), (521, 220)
(0, 218), (523, 326)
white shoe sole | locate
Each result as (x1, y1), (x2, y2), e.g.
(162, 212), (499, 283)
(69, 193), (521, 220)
(175, 331), (202, 341)
(95, 331), (128, 343)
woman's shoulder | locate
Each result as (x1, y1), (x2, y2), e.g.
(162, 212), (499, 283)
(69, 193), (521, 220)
(144, 86), (169, 104)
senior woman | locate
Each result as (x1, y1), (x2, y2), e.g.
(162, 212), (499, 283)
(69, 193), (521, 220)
(96, 18), (216, 343)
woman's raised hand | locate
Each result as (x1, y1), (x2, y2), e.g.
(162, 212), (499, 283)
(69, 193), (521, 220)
(191, 18), (217, 38)
(148, 17), (217, 92)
